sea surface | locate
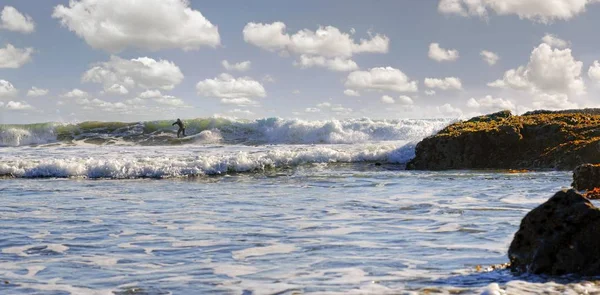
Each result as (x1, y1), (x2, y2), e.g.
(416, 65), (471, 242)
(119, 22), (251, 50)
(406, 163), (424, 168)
(0, 117), (597, 294)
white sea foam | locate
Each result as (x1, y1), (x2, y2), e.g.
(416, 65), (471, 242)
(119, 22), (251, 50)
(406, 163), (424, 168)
(232, 244), (297, 260)
(1, 142), (420, 178)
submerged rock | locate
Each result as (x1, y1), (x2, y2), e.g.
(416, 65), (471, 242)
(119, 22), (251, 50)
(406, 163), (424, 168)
(407, 109), (600, 170)
(508, 189), (600, 275)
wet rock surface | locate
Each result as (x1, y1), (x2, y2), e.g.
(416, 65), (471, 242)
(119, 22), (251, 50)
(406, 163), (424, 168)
(508, 189), (600, 275)
(407, 109), (600, 170)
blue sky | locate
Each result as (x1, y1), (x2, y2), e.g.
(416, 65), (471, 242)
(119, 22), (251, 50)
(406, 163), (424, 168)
(1, 0), (600, 124)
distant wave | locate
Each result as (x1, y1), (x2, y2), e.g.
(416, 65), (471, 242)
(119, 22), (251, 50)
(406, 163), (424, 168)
(0, 117), (453, 147)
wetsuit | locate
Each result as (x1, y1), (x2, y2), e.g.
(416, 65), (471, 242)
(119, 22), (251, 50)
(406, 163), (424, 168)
(172, 119), (186, 138)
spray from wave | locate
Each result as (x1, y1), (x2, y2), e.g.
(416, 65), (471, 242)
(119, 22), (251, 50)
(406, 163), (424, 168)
(0, 117), (454, 147)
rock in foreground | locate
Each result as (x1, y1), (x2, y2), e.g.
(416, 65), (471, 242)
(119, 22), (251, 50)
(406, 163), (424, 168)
(508, 189), (600, 275)
(407, 110), (600, 170)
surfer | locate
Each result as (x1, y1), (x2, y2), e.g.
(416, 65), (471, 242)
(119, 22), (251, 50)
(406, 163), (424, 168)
(172, 118), (186, 138)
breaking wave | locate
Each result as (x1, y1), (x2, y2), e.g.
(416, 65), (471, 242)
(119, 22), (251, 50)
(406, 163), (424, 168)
(0, 117), (453, 147)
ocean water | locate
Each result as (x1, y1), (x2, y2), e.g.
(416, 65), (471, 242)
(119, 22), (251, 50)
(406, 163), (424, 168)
(0, 118), (596, 294)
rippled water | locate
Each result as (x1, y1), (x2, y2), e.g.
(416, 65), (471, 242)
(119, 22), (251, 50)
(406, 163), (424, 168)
(3, 147), (597, 294)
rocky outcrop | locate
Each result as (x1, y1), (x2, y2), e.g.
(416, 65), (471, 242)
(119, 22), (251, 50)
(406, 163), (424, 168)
(508, 189), (600, 275)
(573, 163), (600, 191)
(406, 110), (600, 170)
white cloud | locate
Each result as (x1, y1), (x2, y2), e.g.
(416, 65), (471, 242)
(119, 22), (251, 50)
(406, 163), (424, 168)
(438, 0), (599, 23)
(397, 95), (414, 105)
(424, 77), (463, 90)
(317, 102), (331, 108)
(4, 100), (32, 110)
(139, 90), (162, 99)
(0, 44), (33, 68)
(437, 103), (462, 116)
(542, 34), (569, 48)
(345, 67), (418, 93)
(52, 0), (220, 52)
(428, 43), (459, 62)
(244, 22), (388, 58)
(222, 60), (251, 72)
(292, 89), (301, 94)
(135, 90), (184, 106)
(262, 75), (275, 83)
(229, 109), (254, 115)
(82, 56), (184, 91)
(294, 55), (358, 72)
(63, 88), (89, 98)
(467, 95), (516, 113)
(425, 90), (436, 96)
(343, 89), (360, 97)
(305, 107), (321, 113)
(220, 98), (258, 106)
(27, 87), (49, 97)
(489, 43), (585, 96)
(243, 22), (387, 72)
(0, 6), (35, 33)
(588, 60), (600, 82)
(480, 50), (499, 65)
(196, 73), (266, 105)
(76, 97), (128, 112)
(533, 93), (578, 110)
(106, 84), (129, 95)
(153, 95), (184, 106)
(381, 95), (395, 104)
(0, 80), (17, 98)
(243, 22), (290, 52)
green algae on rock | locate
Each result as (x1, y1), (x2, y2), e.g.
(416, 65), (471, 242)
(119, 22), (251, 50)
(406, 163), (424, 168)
(406, 109), (600, 170)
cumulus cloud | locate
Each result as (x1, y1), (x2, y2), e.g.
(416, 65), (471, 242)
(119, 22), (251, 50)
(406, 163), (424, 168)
(136, 89), (184, 106)
(425, 90), (436, 96)
(481, 50), (499, 65)
(345, 67), (418, 93)
(294, 55), (358, 72)
(467, 95), (516, 113)
(4, 100), (32, 110)
(437, 103), (462, 117)
(343, 89), (360, 97)
(489, 43), (585, 96)
(424, 77), (463, 90)
(438, 0), (599, 23)
(52, 0), (220, 52)
(82, 56), (184, 91)
(222, 60), (251, 72)
(381, 95), (395, 104)
(312, 102), (352, 114)
(397, 95), (414, 105)
(262, 75), (275, 83)
(229, 109), (254, 115)
(243, 22), (387, 72)
(532, 93), (578, 110)
(105, 84), (129, 95)
(244, 22), (388, 57)
(588, 60), (600, 82)
(542, 34), (569, 48)
(0, 44), (33, 68)
(75, 97), (128, 112)
(27, 87), (48, 97)
(0, 6), (35, 33)
(196, 73), (266, 105)
(0, 80), (17, 97)
(63, 88), (89, 98)
(428, 43), (459, 62)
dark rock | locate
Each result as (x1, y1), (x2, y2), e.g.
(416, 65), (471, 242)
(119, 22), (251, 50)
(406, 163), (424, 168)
(508, 189), (600, 275)
(407, 109), (600, 170)
(573, 163), (600, 191)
